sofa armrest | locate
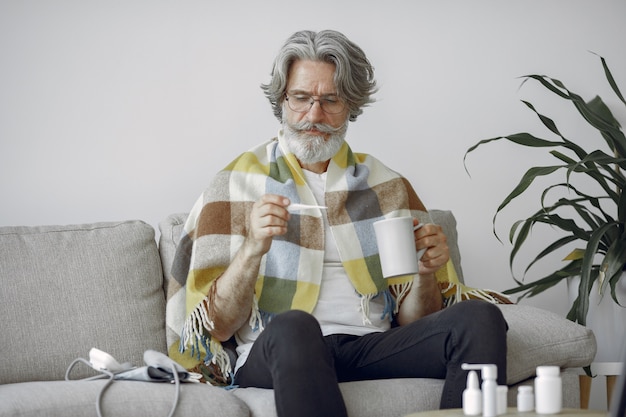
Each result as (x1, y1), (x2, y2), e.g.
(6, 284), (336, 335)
(498, 304), (596, 384)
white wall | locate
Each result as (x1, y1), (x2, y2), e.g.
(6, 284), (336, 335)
(1, 1), (624, 407)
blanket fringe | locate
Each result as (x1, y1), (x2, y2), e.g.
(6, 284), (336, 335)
(179, 295), (233, 386)
(209, 338), (232, 383)
(380, 290), (395, 320)
(439, 281), (512, 306)
(249, 296), (267, 332)
(359, 293), (374, 325)
(389, 281), (413, 313)
(180, 295), (214, 354)
(361, 284), (413, 324)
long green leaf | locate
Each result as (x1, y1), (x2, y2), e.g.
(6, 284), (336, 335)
(508, 218), (533, 272)
(464, 133), (562, 175)
(599, 233), (626, 301)
(617, 184), (626, 223)
(539, 183), (611, 225)
(554, 149), (623, 201)
(577, 150), (626, 172)
(495, 165), (561, 213)
(598, 54), (626, 106)
(565, 91), (626, 157)
(522, 235), (579, 275)
(606, 240), (626, 307)
(574, 223), (616, 324)
(505, 260), (582, 297)
(521, 100), (564, 138)
(520, 74), (569, 100)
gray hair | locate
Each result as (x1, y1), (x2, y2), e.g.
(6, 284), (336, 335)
(261, 30), (377, 122)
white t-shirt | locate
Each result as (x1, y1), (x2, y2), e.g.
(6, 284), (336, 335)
(234, 169), (389, 373)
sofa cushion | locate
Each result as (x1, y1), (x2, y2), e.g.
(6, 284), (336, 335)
(0, 380), (249, 417)
(0, 220), (167, 384)
(499, 304), (596, 383)
(232, 379), (443, 417)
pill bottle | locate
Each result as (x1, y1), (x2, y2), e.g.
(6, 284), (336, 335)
(534, 366), (561, 414)
(517, 386), (534, 412)
(496, 385), (508, 415)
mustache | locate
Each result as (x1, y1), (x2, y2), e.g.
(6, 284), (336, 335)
(290, 121), (345, 134)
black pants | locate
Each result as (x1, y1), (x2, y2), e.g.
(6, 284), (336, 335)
(235, 299), (508, 417)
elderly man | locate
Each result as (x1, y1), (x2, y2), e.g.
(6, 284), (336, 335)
(173, 30), (507, 417)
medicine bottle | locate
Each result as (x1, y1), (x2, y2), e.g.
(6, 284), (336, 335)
(534, 366), (561, 414)
(496, 385), (508, 415)
(463, 370), (482, 415)
(517, 386), (534, 412)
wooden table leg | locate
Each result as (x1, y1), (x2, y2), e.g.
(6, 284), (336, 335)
(579, 375), (592, 409)
(606, 375), (617, 409)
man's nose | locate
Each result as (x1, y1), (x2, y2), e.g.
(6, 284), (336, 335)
(306, 100), (325, 122)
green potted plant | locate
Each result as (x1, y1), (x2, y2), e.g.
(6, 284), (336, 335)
(463, 55), (625, 338)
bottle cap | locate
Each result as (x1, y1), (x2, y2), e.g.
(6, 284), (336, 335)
(462, 363), (498, 379)
(517, 385), (535, 412)
(536, 366), (559, 377)
(482, 364), (497, 379)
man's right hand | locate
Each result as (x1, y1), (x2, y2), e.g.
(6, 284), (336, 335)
(244, 194), (291, 258)
(208, 193), (291, 341)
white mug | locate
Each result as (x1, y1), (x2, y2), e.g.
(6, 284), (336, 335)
(373, 216), (426, 278)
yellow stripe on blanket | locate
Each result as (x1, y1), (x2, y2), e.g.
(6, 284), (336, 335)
(186, 267), (224, 310)
(290, 281), (321, 313)
(342, 257), (381, 295)
(224, 151), (270, 175)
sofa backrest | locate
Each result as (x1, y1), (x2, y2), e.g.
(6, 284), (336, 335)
(157, 209), (465, 350)
(0, 220), (167, 384)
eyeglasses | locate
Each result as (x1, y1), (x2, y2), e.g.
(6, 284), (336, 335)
(285, 93), (346, 114)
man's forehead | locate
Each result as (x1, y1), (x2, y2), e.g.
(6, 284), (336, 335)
(286, 59), (337, 93)
(287, 88), (339, 96)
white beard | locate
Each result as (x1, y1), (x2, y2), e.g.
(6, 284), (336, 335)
(282, 118), (348, 164)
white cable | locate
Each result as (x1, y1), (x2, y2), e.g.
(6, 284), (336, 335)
(167, 363), (181, 417)
(65, 354), (182, 417)
(65, 357), (114, 417)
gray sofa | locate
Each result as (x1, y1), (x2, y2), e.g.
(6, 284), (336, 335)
(0, 210), (596, 417)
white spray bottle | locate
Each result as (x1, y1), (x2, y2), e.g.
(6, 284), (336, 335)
(463, 370), (482, 415)
(462, 363), (498, 417)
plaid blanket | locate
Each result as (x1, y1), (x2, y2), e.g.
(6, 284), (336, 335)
(168, 132), (509, 384)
